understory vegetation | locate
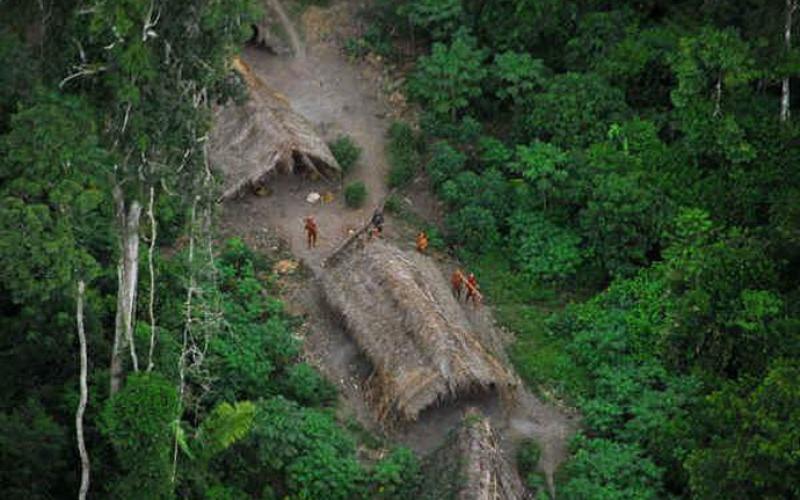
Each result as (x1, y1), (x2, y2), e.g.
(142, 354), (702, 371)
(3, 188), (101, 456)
(355, 1), (800, 498)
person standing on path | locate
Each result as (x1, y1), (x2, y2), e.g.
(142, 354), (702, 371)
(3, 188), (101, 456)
(416, 231), (429, 253)
(304, 216), (318, 249)
(451, 269), (465, 300)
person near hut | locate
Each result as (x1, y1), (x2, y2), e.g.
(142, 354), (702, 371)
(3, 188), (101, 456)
(451, 269), (465, 299)
(416, 231), (429, 253)
(465, 272), (482, 308)
(369, 208), (384, 240)
(304, 216), (318, 249)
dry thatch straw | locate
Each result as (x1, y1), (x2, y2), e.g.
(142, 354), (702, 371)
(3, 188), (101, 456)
(210, 57), (340, 201)
(320, 240), (515, 422)
(421, 410), (527, 500)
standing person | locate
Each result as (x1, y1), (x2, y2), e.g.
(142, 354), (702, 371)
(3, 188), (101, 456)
(451, 269), (465, 300)
(369, 208), (384, 240)
(416, 231), (429, 253)
(465, 272), (481, 307)
(304, 216), (318, 249)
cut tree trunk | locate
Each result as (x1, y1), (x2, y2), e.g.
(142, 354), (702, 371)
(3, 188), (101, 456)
(110, 187), (142, 395)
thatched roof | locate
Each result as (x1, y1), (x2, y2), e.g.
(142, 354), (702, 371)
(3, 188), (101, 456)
(320, 240), (515, 422)
(421, 410), (527, 500)
(210, 57), (340, 201)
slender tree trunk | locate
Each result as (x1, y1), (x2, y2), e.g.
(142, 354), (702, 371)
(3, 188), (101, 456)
(782, 0), (796, 122)
(146, 186), (158, 372)
(75, 280), (90, 500)
(172, 198), (198, 483)
(110, 187), (142, 395)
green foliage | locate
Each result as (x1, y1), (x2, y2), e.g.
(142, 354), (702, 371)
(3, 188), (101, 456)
(516, 438), (541, 480)
(280, 362), (338, 407)
(0, 399), (70, 499)
(446, 205), (500, 253)
(662, 228), (780, 376)
(345, 25), (395, 59)
(519, 72), (629, 149)
(0, 29), (36, 127)
(686, 359), (800, 499)
(387, 121), (423, 188)
(561, 436), (664, 500)
(242, 397), (364, 498)
(0, 91), (110, 304)
(329, 135), (362, 175)
(670, 27), (757, 163)
(508, 211), (583, 282)
(370, 447), (422, 499)
(101, 372), (178, 499)
(195, 401), (256, 463)
(509, 142), (569, 210)
(408, 30), (488, 120)
(478, 136), (513, 170)
(565, 9), (637, 71)
(398, 0), (464, 41)
(426, 141), (466, 188)
(492, 51), (548, 105)
(344, 181), (368, 208)
(578, 168), (669, 277)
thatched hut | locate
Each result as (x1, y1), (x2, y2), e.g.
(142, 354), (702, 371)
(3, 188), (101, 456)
(210, 58), (340, 201)
(320, 239), (515, 422)
(421, 410), (527, 500)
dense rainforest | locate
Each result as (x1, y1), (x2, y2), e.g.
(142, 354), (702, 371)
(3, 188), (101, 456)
(1, 0), (799, 499)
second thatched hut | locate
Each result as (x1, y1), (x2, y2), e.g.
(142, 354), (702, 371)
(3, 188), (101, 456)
(320, 239), (515, 422)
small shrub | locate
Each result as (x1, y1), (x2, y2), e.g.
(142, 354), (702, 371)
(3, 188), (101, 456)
(369, 447), (421, 499)
(344, 181), (368, 208)
(281, 363), (337, 407)
(508, 211), (584, 282)
(384, 194), (405, 215)
(426, 141), (466, 189)
(329, 135), (362, 175)
(445, 204), (500, 253)
(517, 438), (542, 478)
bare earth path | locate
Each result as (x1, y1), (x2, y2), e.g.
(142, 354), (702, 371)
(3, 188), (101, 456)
(219, 1), (577, 495)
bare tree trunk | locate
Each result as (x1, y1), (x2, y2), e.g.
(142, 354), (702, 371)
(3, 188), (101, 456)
(75, 280), (90, 500)
(110, 187), (142, 395)
(146, 186), (158, 372)
(782, 0), (796, 122)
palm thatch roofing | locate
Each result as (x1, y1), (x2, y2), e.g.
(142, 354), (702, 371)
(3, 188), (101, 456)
(320, 239), (515, 422)
(210, 57), (340, 201)
(421, 410), (527, 500)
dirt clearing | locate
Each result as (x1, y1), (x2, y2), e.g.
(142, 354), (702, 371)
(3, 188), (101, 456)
(218, 0), (577, 496)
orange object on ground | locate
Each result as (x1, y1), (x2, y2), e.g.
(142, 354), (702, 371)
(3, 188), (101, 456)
(304, 216), (318, 249)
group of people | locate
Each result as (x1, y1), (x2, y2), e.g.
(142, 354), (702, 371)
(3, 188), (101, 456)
(304, 210), (481, 308)
(451, 268), (482, 308)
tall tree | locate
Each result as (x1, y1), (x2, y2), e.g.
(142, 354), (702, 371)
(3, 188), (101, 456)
(782, 0), (797, 121)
